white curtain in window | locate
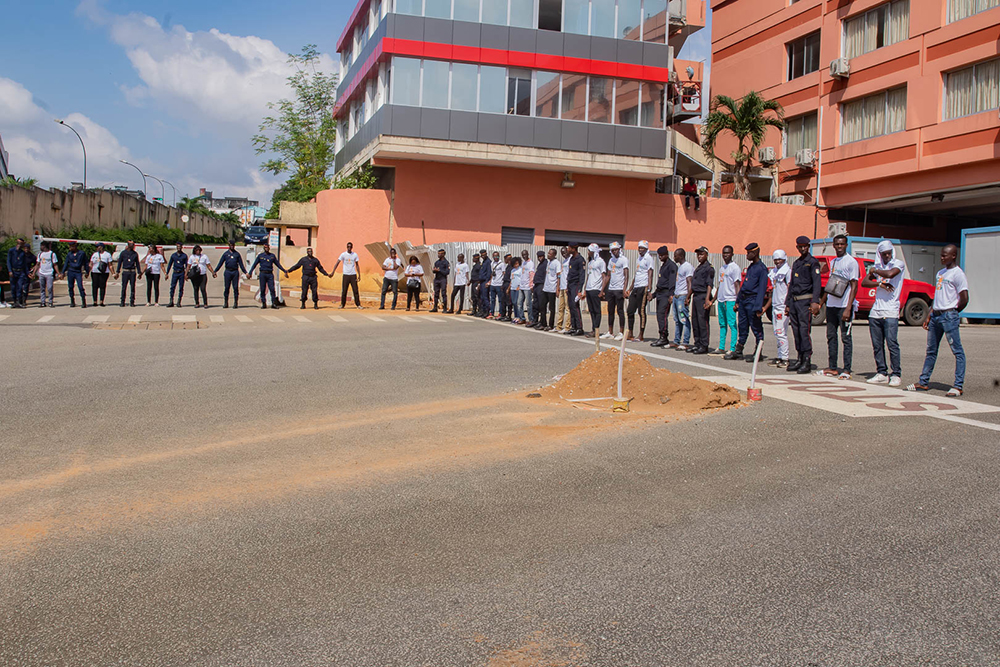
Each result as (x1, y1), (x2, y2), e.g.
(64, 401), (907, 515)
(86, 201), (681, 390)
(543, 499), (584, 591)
(842, 99), (864, 143)
(863, 93), (885, 139)
(949, 0), (975, 22)
(982, 0), (1000, 13)
(946, 67), (975, 120)
(887, 1), (910, 45)
(845, 14), (866, 58)
(802, 113), (818, 151)
(886, 88), (907, 133)
(975, 58), (1000, 115)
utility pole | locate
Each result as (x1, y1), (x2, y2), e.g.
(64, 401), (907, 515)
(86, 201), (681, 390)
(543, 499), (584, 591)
(55, 119), (87, 189)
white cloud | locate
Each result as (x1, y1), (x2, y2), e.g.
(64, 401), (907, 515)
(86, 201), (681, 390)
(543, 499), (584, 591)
(77, 0), (336, 132)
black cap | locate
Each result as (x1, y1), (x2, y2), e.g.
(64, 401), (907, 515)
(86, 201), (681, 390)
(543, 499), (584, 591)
(745, 242), (759, 251)
(657, 245), (669, 255)
(537, 250), (545, 257)
(695, 246), (708, 253)
(796, 235), (811, 245)
(567, 241), (579, 248)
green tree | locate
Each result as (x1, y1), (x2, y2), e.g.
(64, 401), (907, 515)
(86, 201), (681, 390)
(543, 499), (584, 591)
(702, 92), (784, 200)
(334, 164), (378, 190)
(178, 196), (210, 216)
(253, 45), (338, 218)
(1, 175), (38, 189)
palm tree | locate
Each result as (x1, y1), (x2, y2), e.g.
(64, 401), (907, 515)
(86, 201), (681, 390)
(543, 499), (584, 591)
(178, 196), (210, 216)
(702, 92), (784, 201)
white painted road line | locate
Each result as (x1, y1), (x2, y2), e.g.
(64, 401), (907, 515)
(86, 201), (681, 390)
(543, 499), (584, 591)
(235, 315), (253, 323)
(400, 316), (418, 322)
(365, 315), (386, 322)
(84, 315), (109, 323)
(450, 316), (474, 322)
(329, 315), (347, 323)
(931, 414), (1000, 433)
(210, 315), (225, 323)
(0, 315), (8, 322)
(293, 315), (311, 323)
(172, 315), (197, 323)
(262, 315), (282, 323)
(423, 316), (446, 322)
(37, 315), (55, 323)
(128, 315), (143, 323)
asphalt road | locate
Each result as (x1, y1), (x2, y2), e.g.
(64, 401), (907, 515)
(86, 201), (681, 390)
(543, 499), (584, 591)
(1, 312), (999, 666)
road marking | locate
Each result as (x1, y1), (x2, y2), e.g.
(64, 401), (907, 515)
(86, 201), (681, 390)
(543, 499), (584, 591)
(365, 315), (386, 322)
(423, 316), (446, 322)
(128, 315), (143, 323)
(210, 315), (225, 323)
(84, 315), (109, 323)
(931, 414), (1000, 433)
(293, 315), (311, 323)
(399, 316), (418, 322)
(37, 315), (55, 323)
(0, 315), (8, 322)
(235, 315), (252, 323)
(262, 315), (282, 323)
(329, 315), (348, 323)
(450, 316), (474, 322)
(172, 315), (196, 323)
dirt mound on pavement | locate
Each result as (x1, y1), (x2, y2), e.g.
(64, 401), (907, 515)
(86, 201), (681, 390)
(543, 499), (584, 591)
(538, 350), (742, 415)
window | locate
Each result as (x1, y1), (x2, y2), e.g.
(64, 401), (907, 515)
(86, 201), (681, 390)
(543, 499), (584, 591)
(501, 226), (535, 245)
(844, 1), (909, 59)
(535, 71), (561, 118)
(510, 0), (534, 27)
(562, 75), (587, 121)
(392, 57), (421, 106)
(619, 0), (642, 39)
(644, 0), (668, 44)
(785, 113), (817, 156)
(787, 32), (821, 80)
(507, 68), (532, 116)
(538, 0), (562, 31)
(422, 60), (450, 109)
(451, 63), (479, 111)
(483, 0), (508, 25)
(589, 77), (612, 123)
(615, 79), (639, 126)
(564, 0), (589, 34)
(949, 0), (1000, 23)
(455, 0), (480, 21)
(480, 65), (507, 113)
(640, 82), (665, 128)
(841, 88), (907, 143)
(591, 0), (616, 38)
(395, 0), (421, 15)
(945, 58), (1000, 120)
(425, 0), (450, 19)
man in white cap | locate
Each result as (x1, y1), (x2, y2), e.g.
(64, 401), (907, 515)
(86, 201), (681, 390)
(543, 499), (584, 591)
(584, 243), (608, 338)
(764, 249), (792, 367)
(862, 240), (905, 385)
(603, 242), (629, 340)
(626, 240), (655, 341)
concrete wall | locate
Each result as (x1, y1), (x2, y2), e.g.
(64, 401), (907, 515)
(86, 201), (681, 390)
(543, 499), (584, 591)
(0, 185), (241, 240)
(313, 160), (815, 290)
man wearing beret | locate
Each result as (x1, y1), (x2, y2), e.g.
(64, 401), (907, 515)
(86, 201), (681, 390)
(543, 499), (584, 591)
(650, 245), (678, 348)
(728, 242), (768, 361)
(785, 235), (822, 373)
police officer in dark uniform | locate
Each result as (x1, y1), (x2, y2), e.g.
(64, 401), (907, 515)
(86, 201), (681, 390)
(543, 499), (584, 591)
(650, 245), (678, 347)
(500, 253), (514, 321)
(287, 247), (331, 309)
(468, 253), (482, 316)
(477, 250), (492, 317)
(689, 246), (715, 354)
(430, 249), (450, 313)
(63, 241), (90, 308)
(565, 242), (586, 336)
(115, 241), (142, 307)
(214, 240), (249, 308)
(785, 235), (822, 373)
(5, 238), (31, 308)
(247, 244), (288, 309)
(166, 244), (188, 307)
(530, 250), (547, 326)
(729, 242), (768, 361)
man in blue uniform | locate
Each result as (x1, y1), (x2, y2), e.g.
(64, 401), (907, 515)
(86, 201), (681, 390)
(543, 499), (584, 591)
(786, 235), (823, 374)
(115, 241), (142, 307)
(728, 242), (768, 361)
(650, 245), (678, 348)
(214, 240), (249, 308)
(477, 250), (492, 317)
(247, 244), (288, 309)
(63, 241), (90, 308)
(468, 253), (482, 316)
(165, 244), (189, 307)
(430, 248), (450, 313)
(5, 238), (31, 308)
(287, 247), (331, 309)
(530, 250), (548, 326)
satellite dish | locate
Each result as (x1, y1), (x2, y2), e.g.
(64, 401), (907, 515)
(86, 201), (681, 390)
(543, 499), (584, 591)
(181, 214), (190, 223)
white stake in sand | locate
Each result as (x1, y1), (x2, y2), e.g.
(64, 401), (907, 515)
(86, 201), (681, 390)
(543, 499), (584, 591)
(747, 340), (764, 401)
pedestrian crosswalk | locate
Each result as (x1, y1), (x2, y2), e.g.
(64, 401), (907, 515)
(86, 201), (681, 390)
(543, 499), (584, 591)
(0, 311), (480, 327)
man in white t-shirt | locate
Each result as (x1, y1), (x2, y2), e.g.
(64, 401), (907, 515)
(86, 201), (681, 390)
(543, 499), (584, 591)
(449, 253), (470, 314)
(908, 244), (969, 396)
(764, 249), (792, 367)
(32, 241), (60, 307)
(862, 240), (905, 385)
(584, 244), (608, 338)
(670, 248), (694, 349)
(379, 248), (403, 310)
(626, 240), (656, 341)
(539, 248), (562, 330)
(819, 235), (859, 379)
(715, 246), (742, 354)
(331, 242), (363, 309)
(519, 250), (534, 324)
(602, 242), (629, 340)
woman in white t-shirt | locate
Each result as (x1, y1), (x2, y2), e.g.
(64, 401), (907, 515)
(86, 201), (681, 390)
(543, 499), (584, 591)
(188, 245), (216, 308)
(142, 245), (166, 306)
(507, 257), (525, 323)
(90, 242), (114, 307)
(404, 256), (424, 311)
(32, 241), (60, 307)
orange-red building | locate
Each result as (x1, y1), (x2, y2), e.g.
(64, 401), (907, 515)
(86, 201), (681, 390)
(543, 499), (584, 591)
(711, 0), (1000, 241)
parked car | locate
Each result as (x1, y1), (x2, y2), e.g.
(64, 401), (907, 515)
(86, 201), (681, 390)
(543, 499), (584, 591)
(244, 225), (269, 245)
(811, 255), (933, 326)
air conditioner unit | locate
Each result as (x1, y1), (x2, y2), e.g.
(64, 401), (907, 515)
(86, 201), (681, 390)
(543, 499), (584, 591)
(759, 146), (777, 165)
(795, 149), (816, 168)
(788, 194), (806, 206)
(830, 58), (851, 79)
(828, 222), (848, 237)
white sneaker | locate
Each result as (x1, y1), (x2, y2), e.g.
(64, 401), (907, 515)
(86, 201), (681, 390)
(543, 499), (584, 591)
(559, 328), (568, 334)
(614, 333), (623, 341)
(600, 332), (613, 339)
(888, 376), (901, 387)
(867, 373), (889, 385)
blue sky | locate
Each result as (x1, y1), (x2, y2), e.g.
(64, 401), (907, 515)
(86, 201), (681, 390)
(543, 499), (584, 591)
(2, 0), (710, 207)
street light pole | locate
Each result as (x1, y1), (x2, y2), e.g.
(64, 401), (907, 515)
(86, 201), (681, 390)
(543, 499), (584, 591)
(144, 173), (166, 204)
(55, 119), (87, 189)
(119, 160), (147, 200)
(161, 179), (178, 207)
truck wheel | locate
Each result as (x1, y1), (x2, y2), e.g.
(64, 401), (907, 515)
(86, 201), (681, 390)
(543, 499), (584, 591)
(811, 304), (826, 326)
(904, 298), (929, 327)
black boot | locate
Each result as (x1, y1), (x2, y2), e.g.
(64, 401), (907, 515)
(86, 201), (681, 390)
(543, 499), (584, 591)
(787, 358), (803, 372)
(70, 299), (76, 308)
(650, 338), (668, 348)
(313, 303), (319, 310)
(797, 357), (813, 374)
(300, 302), (306, 310)
(167, 301), (174, 308)
(724, 346), (744, 361)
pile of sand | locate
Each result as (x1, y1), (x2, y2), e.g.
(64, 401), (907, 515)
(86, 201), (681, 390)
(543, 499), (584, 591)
(538, 350), (742, 414)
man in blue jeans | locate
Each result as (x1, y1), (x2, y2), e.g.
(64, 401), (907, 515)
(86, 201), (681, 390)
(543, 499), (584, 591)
(670, 247), (693, 350)
(907, 244), (969, 397)
(862, 240), (905, 386)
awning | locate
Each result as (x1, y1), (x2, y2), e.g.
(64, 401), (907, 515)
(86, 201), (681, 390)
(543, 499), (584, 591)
(673, 148), (714, 181)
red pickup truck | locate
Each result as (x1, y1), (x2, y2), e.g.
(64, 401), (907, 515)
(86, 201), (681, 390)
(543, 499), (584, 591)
(812, 255), (934, 326)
